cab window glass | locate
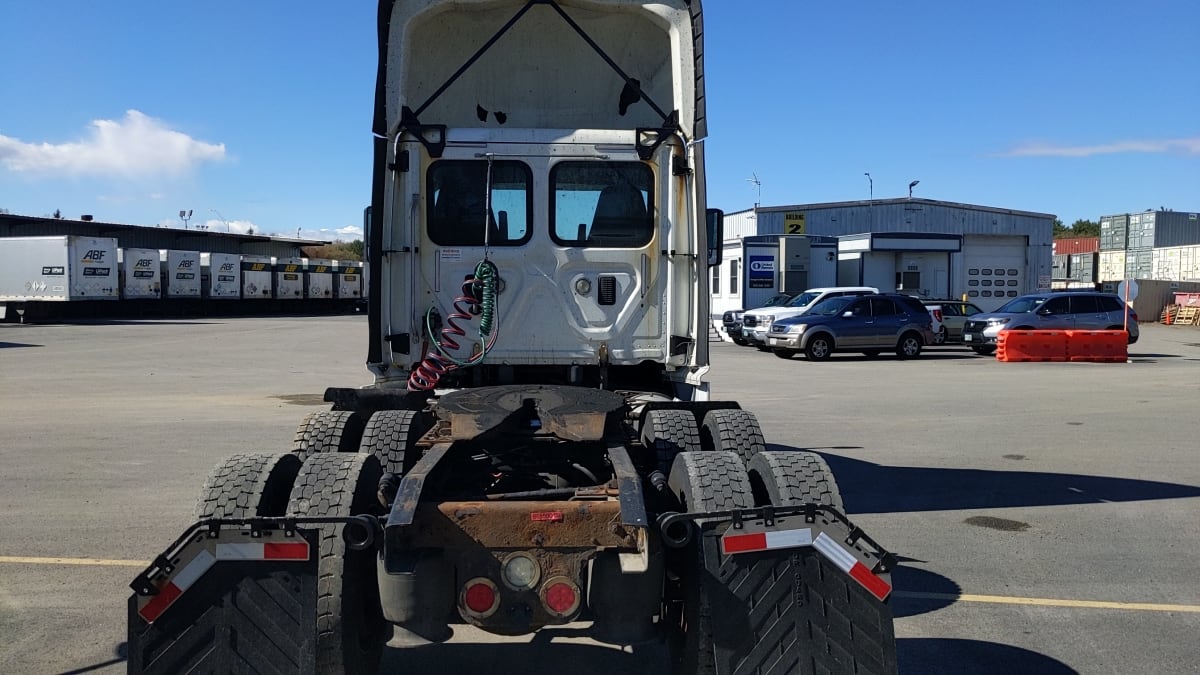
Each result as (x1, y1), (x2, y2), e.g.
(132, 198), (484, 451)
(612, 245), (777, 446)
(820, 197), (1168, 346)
(551, 162), (654, 247)
(427, 161), (532, 246)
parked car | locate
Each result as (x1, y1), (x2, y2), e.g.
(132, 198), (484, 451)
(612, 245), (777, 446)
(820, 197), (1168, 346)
(722, 292), (792, 345)
(765, 293), (935, 361)
(960, 291), (1139, 355)
(921, 299), (984, 344)
(742, 286), (878, 348)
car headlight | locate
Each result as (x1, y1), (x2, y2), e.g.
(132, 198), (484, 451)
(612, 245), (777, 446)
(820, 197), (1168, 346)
(787, 324), (807, 334)
(987, 318), (1011, 326)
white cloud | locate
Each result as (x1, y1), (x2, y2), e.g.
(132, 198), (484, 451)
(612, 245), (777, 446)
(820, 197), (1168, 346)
(1002, 137), (1200, 158)
(0, 110), (226, 176)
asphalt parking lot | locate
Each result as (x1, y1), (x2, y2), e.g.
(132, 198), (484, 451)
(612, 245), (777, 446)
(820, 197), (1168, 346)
(2, 316), (1199, 674)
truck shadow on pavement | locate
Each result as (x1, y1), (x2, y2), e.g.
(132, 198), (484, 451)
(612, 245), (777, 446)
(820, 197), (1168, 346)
(897, 638), (1078, 674)
(771, 446), (1200, 514)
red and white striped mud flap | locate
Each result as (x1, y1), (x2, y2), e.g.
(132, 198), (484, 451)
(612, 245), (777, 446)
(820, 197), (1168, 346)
(127, 525), (320, 674)
(721, 520), (892, 601)
(134, 529), (312, 623)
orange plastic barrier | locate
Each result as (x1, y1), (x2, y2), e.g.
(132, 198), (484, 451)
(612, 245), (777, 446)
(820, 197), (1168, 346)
(1065, 330), (1128, 363)
(996, 330), (1069, 362)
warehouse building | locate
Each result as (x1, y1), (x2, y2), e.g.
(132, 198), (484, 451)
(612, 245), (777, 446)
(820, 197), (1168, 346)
(713, 198), (1055, 315)
(0, 213), (327, 257)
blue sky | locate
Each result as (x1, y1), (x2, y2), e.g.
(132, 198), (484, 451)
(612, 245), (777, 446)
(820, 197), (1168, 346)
(1, 1), (1196, 240)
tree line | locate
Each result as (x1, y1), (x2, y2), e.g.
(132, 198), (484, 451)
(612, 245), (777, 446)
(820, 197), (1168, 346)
(1053, 219), (1099, 239)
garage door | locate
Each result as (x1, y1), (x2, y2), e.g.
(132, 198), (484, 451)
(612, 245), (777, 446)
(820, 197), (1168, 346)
(963, 235), (1027, 311)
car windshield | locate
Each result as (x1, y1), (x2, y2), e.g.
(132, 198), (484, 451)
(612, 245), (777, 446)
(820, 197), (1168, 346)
(807, 296), (855, 316)
(995, 296), (1048, 313)
(764, 293), (792, 307)
(786, 291), (822, 308)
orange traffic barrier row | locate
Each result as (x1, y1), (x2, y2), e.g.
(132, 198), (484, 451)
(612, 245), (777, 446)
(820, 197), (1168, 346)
(995, 330), (1128, 363)
(996, 330), (1068, 362)
(1065, 330), (1128, 363)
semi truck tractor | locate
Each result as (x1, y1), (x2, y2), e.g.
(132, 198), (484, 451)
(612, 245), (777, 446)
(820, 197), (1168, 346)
(128, 2), (898, 673)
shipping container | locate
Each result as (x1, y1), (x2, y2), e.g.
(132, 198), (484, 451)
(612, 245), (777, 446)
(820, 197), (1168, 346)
(201, 252), (241, 299)
(1068, 252), (1097, 282)
(1152, 211), (1200, 248)
(334, 261), (364, 300)
(275, 257), (304, 299)
(241, 255), (274, 299)
(1052, 254), (1070, 278)
(1098, 250), (1126, 282)
(1099, 214), (1129, 251)
(0, 236), (119, 302)
(1101, 279), (1200, 323)
(118, 247), (162, 299)
(1127, 213), (1155, 249)
(1051, 237), (1099, 255)
(1124, 248), (1153, 280)
(1153, 245), (1200, 281)
(305, 258), (335, 299)
(159, 250), (202, 298)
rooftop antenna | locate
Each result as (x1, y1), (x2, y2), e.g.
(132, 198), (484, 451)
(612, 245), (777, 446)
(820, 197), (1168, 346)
(746, 172), (762, 208)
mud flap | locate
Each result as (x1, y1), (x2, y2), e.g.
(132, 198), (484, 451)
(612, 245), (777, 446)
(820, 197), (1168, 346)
(697, 520), (898, 675)
(127, 527), (321, 674)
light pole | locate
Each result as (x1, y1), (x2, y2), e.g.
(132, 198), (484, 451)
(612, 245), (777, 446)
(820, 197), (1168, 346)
(864, 172), (873, 201)
(179, 209), (192, 230)
(210, 208), (231, 232)
(908, 180), (920, 199)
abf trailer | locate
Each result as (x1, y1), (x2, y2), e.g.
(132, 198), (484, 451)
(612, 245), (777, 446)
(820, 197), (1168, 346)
(0, 235), (118, 321)
(128, 2), (897, 674)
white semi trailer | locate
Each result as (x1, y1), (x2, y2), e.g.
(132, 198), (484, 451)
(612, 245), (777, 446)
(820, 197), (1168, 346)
(128, 3), (897, 673)
(0, 235), (118, 320)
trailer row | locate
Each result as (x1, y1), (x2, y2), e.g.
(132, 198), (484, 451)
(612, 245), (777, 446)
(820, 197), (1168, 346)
(0, 236), (365, 320)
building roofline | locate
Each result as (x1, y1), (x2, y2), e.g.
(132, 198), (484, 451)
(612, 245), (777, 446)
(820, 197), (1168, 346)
(0, 213), (331, 245)
(728, 198), (1056, 220)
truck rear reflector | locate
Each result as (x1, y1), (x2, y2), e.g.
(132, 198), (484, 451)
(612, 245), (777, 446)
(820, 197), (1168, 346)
(721, 526), (891, 601)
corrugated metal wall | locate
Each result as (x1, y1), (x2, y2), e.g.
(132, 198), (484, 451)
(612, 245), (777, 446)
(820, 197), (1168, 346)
(1052, 237), (1099, 255)
(1152, 212), (1200, 248)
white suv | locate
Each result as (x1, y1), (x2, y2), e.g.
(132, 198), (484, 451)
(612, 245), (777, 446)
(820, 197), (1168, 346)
(741, 286), (878, 347)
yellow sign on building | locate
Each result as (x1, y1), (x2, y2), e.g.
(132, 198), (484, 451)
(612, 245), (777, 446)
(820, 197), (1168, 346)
(784, 212), (806, 234)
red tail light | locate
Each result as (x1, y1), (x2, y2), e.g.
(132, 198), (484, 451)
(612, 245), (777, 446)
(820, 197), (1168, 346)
(1129, 309), (1138, 322)
(540, 577), (581, 617)
(933, 309), (943, 322)
(462, 578), (500, 618)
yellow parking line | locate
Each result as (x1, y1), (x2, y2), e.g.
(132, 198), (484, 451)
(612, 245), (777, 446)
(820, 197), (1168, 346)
(0, 555), (147, 568)
(894, 591), (1200, 613)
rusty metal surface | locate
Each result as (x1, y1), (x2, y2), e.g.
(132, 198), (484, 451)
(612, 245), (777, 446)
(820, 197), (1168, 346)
(432, 385), (626, 441)
(395, 500), (637, 550)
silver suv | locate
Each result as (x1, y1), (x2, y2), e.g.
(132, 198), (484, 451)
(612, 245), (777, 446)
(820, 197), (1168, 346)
(961, 292), (1139, 355)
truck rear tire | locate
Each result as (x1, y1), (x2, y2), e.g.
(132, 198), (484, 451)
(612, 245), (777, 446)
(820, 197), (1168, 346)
(194, 453), (302, 519)
(666, 451), (753, 675)
(287, 453), (388, 674)
(700, 409), (765, 466)
(642, 409), (701, 475)
(292, 410), (366, 458)
(359, 409), (430, 476)
(747, 450), (843, 511)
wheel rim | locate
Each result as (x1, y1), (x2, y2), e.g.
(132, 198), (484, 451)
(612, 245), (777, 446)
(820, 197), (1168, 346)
(903, 337), (920, 356)
(934, 328), (946, 345)
(811, 339), (830, 359)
